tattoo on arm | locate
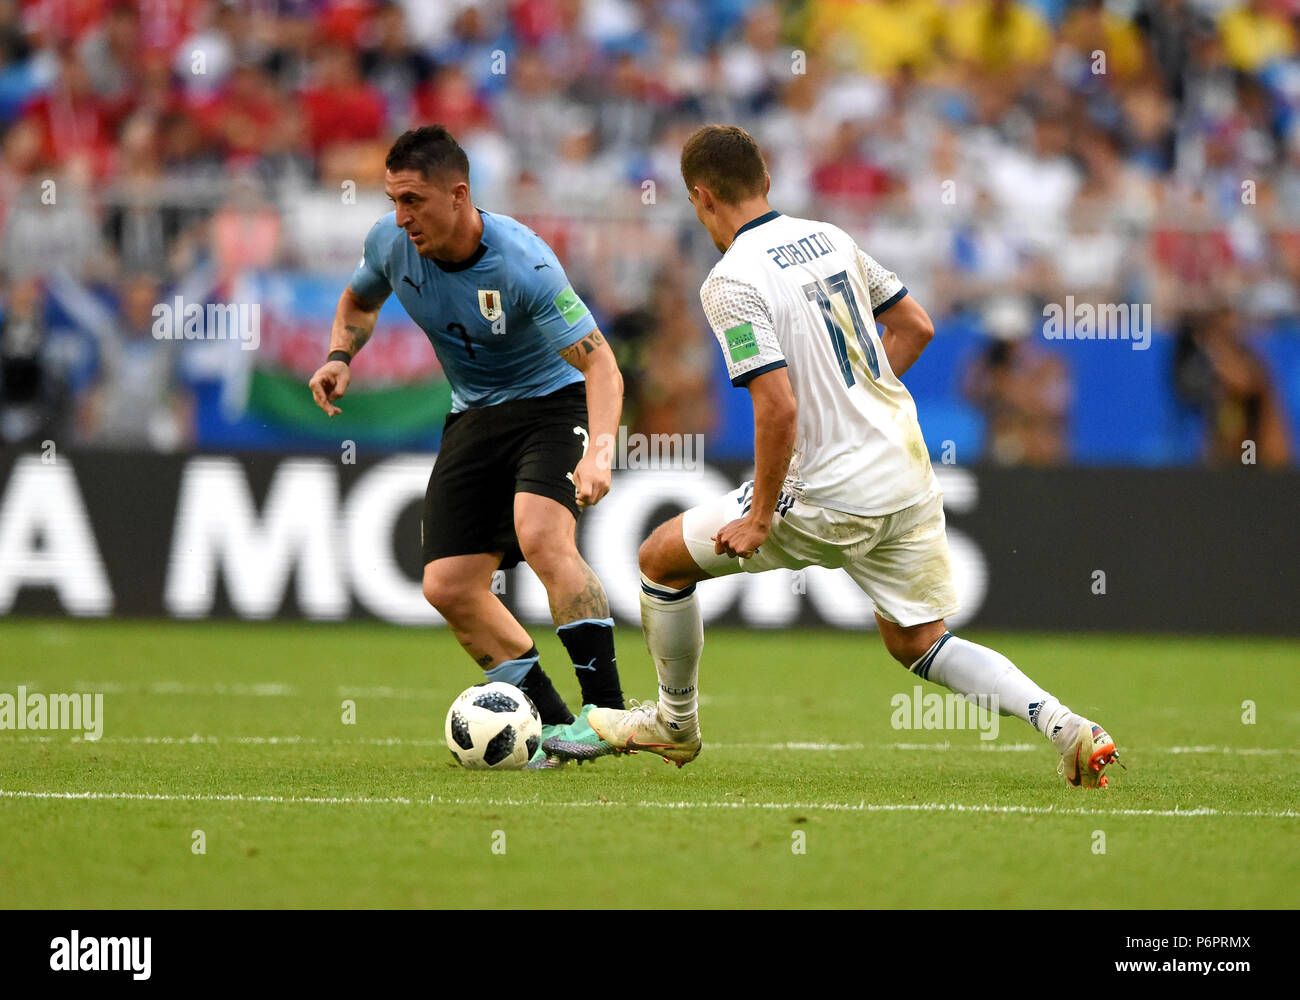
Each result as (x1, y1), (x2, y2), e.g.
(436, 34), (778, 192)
(341, 324), (372, 355)
(559, 329), (606, 365)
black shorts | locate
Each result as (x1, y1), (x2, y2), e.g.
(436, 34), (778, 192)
(422, 382), (587, 569)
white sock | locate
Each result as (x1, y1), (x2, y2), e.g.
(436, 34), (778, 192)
(639, 573), (702, 727)
(913, 633), (1074, 749)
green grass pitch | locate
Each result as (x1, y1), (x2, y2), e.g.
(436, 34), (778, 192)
(1, 619), (1297, 908)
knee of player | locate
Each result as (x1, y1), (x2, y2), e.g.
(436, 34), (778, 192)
(886, 629), (949, 669)
(421, 571), (472, 612)
(637, 535), (689, 590)
(516, 529), (576, 576)
(637, 536), (662, 579)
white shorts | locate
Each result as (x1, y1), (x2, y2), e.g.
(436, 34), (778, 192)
(680, 482), (960, 628)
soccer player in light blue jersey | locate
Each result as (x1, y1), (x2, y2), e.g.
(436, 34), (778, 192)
(308, 126), (624, 767)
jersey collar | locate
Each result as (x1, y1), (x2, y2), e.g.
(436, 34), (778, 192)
(732, 209), (781, 241)
(430, 208), (488, 272)
(430, 243), (487, 272)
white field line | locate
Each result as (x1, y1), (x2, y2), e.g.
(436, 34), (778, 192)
(887, 742), (1300, 756)
(18, 683), (718, 703)
(68, 681), (300, 697)
(25, 682), (444, 699)
(0, 736), (870, 749)
(0, 734), (1297, 756)
(427, 797), (1300, 820)
(0, 789), (413, 805)
(0, 788), (1295, 819)
(0, 734), (445, 746)
(61, 684), (716, 704)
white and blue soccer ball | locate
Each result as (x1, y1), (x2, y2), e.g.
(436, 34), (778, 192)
(445, 681), (542, 770)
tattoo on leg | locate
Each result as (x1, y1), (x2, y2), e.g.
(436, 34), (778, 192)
(457, 635), (496, 669)
(551, 557), (610, 623)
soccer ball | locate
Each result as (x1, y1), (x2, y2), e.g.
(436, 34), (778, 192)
(444, 681), (542, 770)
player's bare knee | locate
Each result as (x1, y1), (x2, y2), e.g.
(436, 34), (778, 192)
(886, 640), (923, 667)
(638, 534), (699, 591)
(517, 529), (577, 582)
(638, 531), (682, 586)
(637, 535), (662, 579)
(422, 570), (473, 615)
(420, 574), (447, 611)
(881, 621), (947, 668)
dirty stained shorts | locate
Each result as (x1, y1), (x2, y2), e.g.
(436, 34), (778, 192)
(680, 482), (961, 628)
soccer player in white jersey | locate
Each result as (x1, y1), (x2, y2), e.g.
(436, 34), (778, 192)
(569, 125), (1121, 787)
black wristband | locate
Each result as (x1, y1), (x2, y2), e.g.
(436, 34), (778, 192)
(327, 350), (352, 365)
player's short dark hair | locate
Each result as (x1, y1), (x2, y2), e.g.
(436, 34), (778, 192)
(385, 125), (470, 183)
(680, 124), (769, 205)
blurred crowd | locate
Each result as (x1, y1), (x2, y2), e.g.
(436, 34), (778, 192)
(0, 0), (1296, 463)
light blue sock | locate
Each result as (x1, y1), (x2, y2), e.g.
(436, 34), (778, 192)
(484, 648), (539, 688)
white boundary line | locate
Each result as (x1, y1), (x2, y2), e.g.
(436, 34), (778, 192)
(430, 796), (1300, 819)
(0, 735), (445, 746)
(0, 735), (1297, 755)
(10, 683), (721, 703)
(0, 788), (1295, 819)
(0, 789), (413, 805)
(69, 681), (301, 697)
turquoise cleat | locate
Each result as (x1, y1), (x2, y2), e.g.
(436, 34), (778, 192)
(525, 721), (570, 769)
(539, 704), (619, 764)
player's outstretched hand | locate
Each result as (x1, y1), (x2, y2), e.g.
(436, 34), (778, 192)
(571, 452), (612, 508)
(308, 361), (351, 417)
(713, 516), (770, 560)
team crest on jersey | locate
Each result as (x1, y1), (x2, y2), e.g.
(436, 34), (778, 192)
(477, 289), (503, 322)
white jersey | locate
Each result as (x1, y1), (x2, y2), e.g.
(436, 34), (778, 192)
(700, 211), (935, 517)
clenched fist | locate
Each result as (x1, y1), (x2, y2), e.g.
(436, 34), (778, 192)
(713, 515), (771, 560)
(570, 451), (612, 508)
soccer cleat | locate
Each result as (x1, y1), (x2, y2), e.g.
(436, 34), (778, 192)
(1058, 718), (1122, 788)
(525, 722), (570, 770)
(586, 700), (701, 768)
(540, 704), (618, 763)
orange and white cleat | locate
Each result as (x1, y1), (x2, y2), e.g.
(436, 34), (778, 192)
(586, 700), (702, 768)
(1059, 718), (1122, 788)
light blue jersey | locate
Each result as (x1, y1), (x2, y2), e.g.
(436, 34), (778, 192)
(348, 210), (595, 411)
